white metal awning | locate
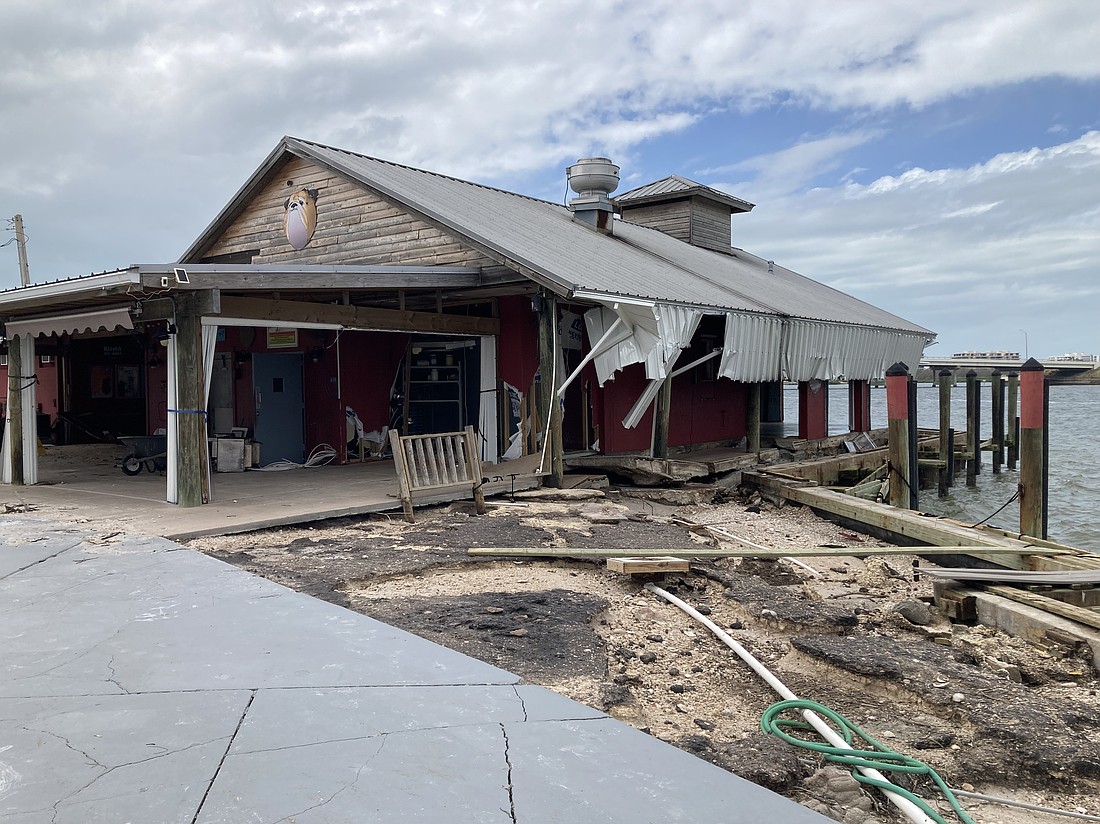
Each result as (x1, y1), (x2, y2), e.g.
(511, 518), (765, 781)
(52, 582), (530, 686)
(4, 306), (134, 338)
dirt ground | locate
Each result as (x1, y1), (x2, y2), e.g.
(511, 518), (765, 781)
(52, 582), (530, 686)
(189, 486), (1100, 824)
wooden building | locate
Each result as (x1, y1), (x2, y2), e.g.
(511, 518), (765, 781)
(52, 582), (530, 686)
(0, 137), (934, 506)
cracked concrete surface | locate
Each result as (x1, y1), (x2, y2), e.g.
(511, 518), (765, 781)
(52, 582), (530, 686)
(0, 516), (829, 822)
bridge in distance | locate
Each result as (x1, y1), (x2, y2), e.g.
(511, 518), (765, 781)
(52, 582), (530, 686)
(918, 356), (1099, 383)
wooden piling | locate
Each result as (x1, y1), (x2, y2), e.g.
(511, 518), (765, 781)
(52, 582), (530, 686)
(991, 369), (1004, 475)
(885, 363), (912, 509)
(938, 369), (951, 496)
(1006, 371), (1019, 470)
(965, 370), (978, 487)
(536, 292), (564, 487)
(653, 375), (672, 459)
(1018, 358), (1046, 538)
(747, 382), (761, 455)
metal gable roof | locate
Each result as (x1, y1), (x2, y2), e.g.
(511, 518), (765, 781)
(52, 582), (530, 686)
(286, 138), (777, 315)
(613, 221), (934, 335)
(614, 175), (755, 213)
(187, 137), (931, 337)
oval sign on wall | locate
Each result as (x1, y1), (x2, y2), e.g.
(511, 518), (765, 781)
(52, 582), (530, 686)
(283, 188), (319, 250)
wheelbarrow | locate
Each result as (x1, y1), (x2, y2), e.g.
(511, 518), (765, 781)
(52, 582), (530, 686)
(118, 434), (168, 475)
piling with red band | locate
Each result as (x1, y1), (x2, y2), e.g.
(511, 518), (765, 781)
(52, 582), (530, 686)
(1018, 358), (1046, 538)
(885, 363), (912, 509)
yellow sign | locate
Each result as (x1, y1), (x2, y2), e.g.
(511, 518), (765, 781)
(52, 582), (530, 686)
(266, 328), (298, 349)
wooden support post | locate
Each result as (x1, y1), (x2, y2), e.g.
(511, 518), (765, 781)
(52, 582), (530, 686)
(536, 293), (563, 487)
(965, 370), (978, 486)
(7, 335), (24, 485)
(747, 382), (761, 456)
(991, 369), (1004, 474)
(797, 379), (828, 440)
(847, 379), (871, 433)
(174, 307), (210, 507)
(937, 369), (951, 497)
(1006, 371), (1019, 470)
(885, 363), (912, 509)
(1019, 358), (1046, 539)
(653, 375), (672, 459)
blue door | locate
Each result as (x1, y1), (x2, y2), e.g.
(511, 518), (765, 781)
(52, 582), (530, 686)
(253, 352), (305, 464)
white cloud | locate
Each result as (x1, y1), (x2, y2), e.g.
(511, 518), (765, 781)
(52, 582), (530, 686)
(1, 0), (1099, 291)
(730, 132), (1100, 356)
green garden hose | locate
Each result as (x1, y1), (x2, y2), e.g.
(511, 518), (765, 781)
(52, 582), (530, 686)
(761, 699), (975, 824)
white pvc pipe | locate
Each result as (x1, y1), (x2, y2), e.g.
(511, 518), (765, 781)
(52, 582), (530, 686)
(644, 583), (936, 824)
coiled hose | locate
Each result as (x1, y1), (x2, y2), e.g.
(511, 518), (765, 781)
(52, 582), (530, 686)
(761, 699), (974, 824)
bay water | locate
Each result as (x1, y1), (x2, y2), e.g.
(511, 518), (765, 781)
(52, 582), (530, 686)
(781, 383), (1100, 552)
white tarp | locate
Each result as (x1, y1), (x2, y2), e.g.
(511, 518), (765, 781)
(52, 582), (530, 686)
(478, 335), (498, 463)
(4, 306), (133, 339)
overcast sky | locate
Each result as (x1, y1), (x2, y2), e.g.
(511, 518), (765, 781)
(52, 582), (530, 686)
(2, 0), (1098, 358)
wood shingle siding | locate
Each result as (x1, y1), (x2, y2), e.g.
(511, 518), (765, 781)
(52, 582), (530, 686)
(202, 157), (496, 271)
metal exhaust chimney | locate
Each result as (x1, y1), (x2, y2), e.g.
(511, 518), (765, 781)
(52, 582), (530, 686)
(567, 157), (619, 234)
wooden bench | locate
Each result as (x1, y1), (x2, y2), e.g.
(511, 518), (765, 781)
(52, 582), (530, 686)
(388, 425), (487, 523)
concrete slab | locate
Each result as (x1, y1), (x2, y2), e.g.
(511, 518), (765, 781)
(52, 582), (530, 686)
(0, 691), (250, 823)
(0, 516), (830, 822)
(508, 719), (830, 823)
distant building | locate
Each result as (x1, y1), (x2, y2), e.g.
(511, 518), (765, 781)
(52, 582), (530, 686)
(1048, 353), (1099, 363)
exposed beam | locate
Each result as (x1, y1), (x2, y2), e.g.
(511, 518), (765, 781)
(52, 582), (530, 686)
(135, 264), (481, 292)
(216, 295), (499, 336)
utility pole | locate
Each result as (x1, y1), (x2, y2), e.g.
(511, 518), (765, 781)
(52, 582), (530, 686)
(13, 214), (30, 286)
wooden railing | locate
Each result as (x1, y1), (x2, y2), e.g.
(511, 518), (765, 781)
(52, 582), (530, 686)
(388, 425), (486, 522)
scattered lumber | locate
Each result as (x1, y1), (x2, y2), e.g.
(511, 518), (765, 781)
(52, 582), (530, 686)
(606, 557), (690, 575)
(468, 546), (1071, 559)
(919, 568), (1100, 586)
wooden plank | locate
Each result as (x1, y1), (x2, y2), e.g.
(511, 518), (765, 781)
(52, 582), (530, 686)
(920, 568), (1100, 585)
(607, 557), (691, 574)
(986, 585), (1100, 631)
(467, 545), (1065, 558)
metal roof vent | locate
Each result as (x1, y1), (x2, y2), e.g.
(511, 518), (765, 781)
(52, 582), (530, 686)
(567, 157), (619, 234)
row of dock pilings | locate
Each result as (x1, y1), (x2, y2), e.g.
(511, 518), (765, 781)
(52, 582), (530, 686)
(885, 360), (1048, 538)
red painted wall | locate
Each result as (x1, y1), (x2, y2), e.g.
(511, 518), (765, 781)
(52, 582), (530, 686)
(798, 379), (829, 440)
(596, 364), (752, 454)
(0, 356), (60, 440)
(337, 330), (410, 448)
(497, 296), (539, 392)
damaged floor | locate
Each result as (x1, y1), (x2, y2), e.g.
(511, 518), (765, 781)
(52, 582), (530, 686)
(0, 514), (831, 823)
(187, 489), (1100, 824)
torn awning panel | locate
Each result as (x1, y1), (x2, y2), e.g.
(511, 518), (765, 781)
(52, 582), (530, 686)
(782, 320), (928, 382)
(718, 312), (784, 383)
(583, 302), (660, 386)
(4, 306), (134, 338)
(621, 304), (703, 429)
